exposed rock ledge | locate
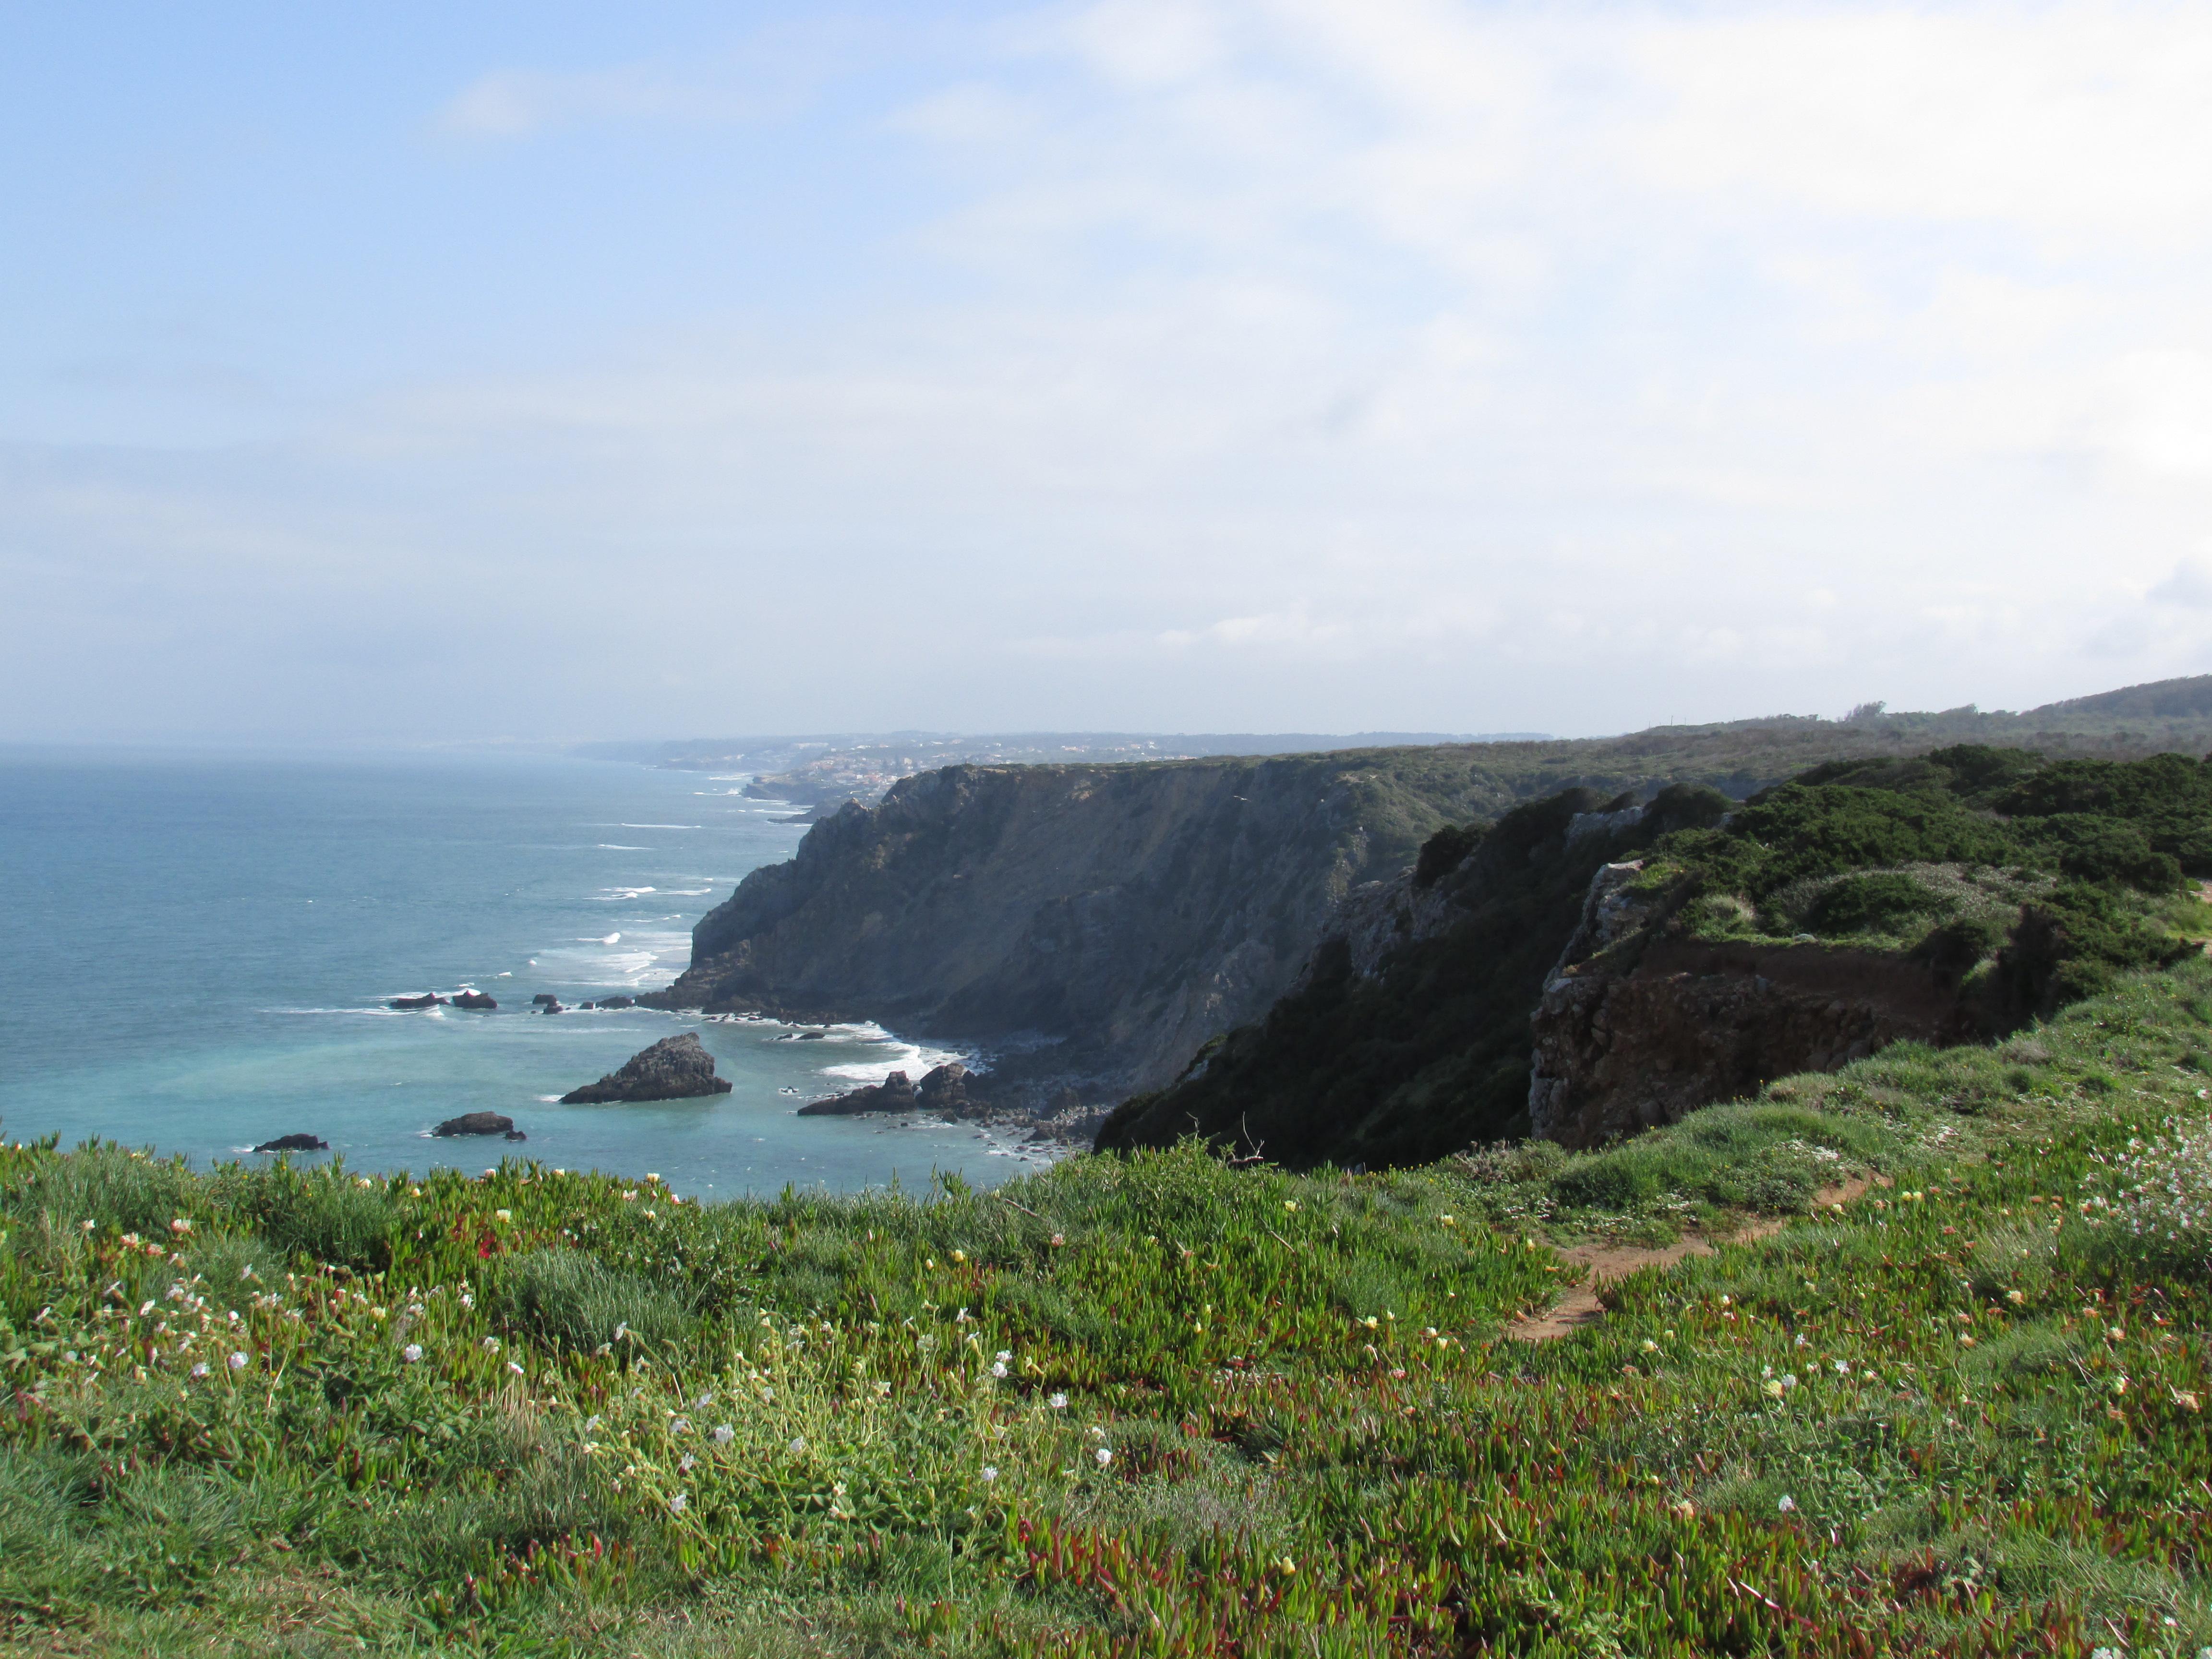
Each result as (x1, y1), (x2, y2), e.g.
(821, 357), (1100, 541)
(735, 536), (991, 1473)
(561, 1033), (733, 1104)
(1527, 862), (1981, 1148)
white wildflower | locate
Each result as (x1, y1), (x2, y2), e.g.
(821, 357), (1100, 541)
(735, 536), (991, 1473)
(712, 1424), (734, 1443)
(227, 1351), (249, 1370)
(402, 1344), (422, 1363)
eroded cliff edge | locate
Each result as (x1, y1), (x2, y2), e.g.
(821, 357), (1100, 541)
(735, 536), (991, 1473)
(1100, 744), (2212, 1166)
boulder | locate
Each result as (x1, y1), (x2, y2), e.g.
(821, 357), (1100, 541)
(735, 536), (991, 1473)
(795, 1070), (917, 1116)
(595, 995), (636, 1010)
(560, 1032), (733, 1104)
(798, 1030), (827, 1039)
(253, 1133), (328, 1154)
(433, 1112), (514, 1138)
(504, 1130), (528, 1142)
(531, 994), (558, 1007)
(540, 1000), (564, 1014)
(451, 991), (497, 1010)
(916, 1063), (973, 1113)
(390, 993), (445, 1010)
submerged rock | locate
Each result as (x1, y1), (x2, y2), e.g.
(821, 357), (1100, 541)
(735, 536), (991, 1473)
(433, 1112), (514, 1138)
(253, 1133), (329, 1154)
(389, 993), (445, 1010)
(560, 1032), (733, 1104)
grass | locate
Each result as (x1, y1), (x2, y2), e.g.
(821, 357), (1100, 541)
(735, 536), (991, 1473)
(5, 961), (2212, 1653)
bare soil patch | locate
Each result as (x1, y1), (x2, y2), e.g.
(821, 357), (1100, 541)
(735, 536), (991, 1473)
(1507, 1176), (1875, 1341)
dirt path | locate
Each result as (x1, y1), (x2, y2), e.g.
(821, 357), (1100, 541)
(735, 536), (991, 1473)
(1506, 1176), (1874, 1341)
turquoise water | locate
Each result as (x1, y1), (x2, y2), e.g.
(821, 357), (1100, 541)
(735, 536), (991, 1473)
(0, 748), (1034, 1198)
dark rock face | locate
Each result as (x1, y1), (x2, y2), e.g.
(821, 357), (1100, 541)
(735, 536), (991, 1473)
(797, 1070), (917, 1116)
(531, 994), (558, 1007)
(917, 1062), (973, 1112)
(560, 1032), (733, 1104)
(390, 994), (445, 1010)
(540, 1000), (565, 1015)
(641, 756), (1507, 1103)
(504, 1130), (528, 1141)
(451, 991), (497, 1010)
(253, 1133), (328, 1153)
(595, 995), (636, 1010)
(1527, 932), (1980, 1148)
(433, 1112), (514, 1138)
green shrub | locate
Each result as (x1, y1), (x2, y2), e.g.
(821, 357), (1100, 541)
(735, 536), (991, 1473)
(1805, 872), (1956, 937)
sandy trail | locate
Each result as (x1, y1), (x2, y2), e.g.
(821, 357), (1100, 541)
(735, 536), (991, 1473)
(1507, 1176), (1875, 1341)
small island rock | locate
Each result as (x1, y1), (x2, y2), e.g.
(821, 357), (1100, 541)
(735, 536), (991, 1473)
(797, 1069), (918, 1116)
(560, 1032), (733, 1104)
(253, 1133), (329, 1154)
(451, 991), (497, 1010)
(432, 1111), (515, 1138)
(390, 993), (445, 1010)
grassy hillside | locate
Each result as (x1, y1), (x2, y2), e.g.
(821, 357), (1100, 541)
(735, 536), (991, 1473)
(5, 962), (2212, 1654)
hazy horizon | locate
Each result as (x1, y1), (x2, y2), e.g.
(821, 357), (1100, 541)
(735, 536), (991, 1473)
(6, 2), (2211, 745)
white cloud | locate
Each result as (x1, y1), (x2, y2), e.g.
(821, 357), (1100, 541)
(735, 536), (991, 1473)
(12, 0), (2212, 742)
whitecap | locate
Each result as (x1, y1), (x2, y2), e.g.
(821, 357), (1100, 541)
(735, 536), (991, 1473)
(536, 1094), (563, 1103)
(597, 844), (652, 851)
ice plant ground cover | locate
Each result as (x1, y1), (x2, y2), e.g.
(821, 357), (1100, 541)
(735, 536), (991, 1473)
(3, 964), (2212, 1653)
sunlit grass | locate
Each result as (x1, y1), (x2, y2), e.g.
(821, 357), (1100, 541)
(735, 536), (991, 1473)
(3, 960), (2211, 1653)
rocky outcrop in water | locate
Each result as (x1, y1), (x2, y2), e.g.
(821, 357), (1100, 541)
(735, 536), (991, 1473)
(390, 994), (445, 1010)
(253, 1133), (328, 1153)
(797, 1070), (916, 1116)
(433, 1112), (513, 1138)
(560, 1033), (733, 1104)
(451, 992), (497, 1010)
(796, 1061), (979, 1118)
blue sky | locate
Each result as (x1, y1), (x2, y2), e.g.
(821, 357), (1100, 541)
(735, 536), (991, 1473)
(6, 1), (2212, 743)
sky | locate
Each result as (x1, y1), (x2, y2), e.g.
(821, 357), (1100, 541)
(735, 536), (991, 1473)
(4, 0), (2212, 745)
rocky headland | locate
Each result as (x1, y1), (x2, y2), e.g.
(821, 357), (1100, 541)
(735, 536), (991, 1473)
(641, 675), (2212, 1159)
(560, 1033), (733, 1104)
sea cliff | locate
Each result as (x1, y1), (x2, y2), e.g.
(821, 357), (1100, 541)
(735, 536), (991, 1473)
(643, 752), (1510, 1100)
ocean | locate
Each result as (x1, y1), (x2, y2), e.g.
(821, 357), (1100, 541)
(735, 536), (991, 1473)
(0, 747), (1037, 1199)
